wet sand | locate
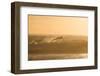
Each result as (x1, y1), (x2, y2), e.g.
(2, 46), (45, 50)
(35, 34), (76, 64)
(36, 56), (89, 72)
(28, 53), (87, 60)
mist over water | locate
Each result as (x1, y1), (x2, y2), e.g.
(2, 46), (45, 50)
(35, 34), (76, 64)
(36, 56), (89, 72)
(28, 35), (88, 61)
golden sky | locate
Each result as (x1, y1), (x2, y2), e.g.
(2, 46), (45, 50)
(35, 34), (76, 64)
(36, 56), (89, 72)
(28, 15), (88, 36)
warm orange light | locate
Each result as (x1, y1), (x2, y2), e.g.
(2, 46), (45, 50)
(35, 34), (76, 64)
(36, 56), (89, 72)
(28, 15), (88, 36)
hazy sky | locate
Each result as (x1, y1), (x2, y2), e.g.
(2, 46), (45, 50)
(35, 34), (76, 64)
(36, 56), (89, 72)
(28, 15), (88, 36)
